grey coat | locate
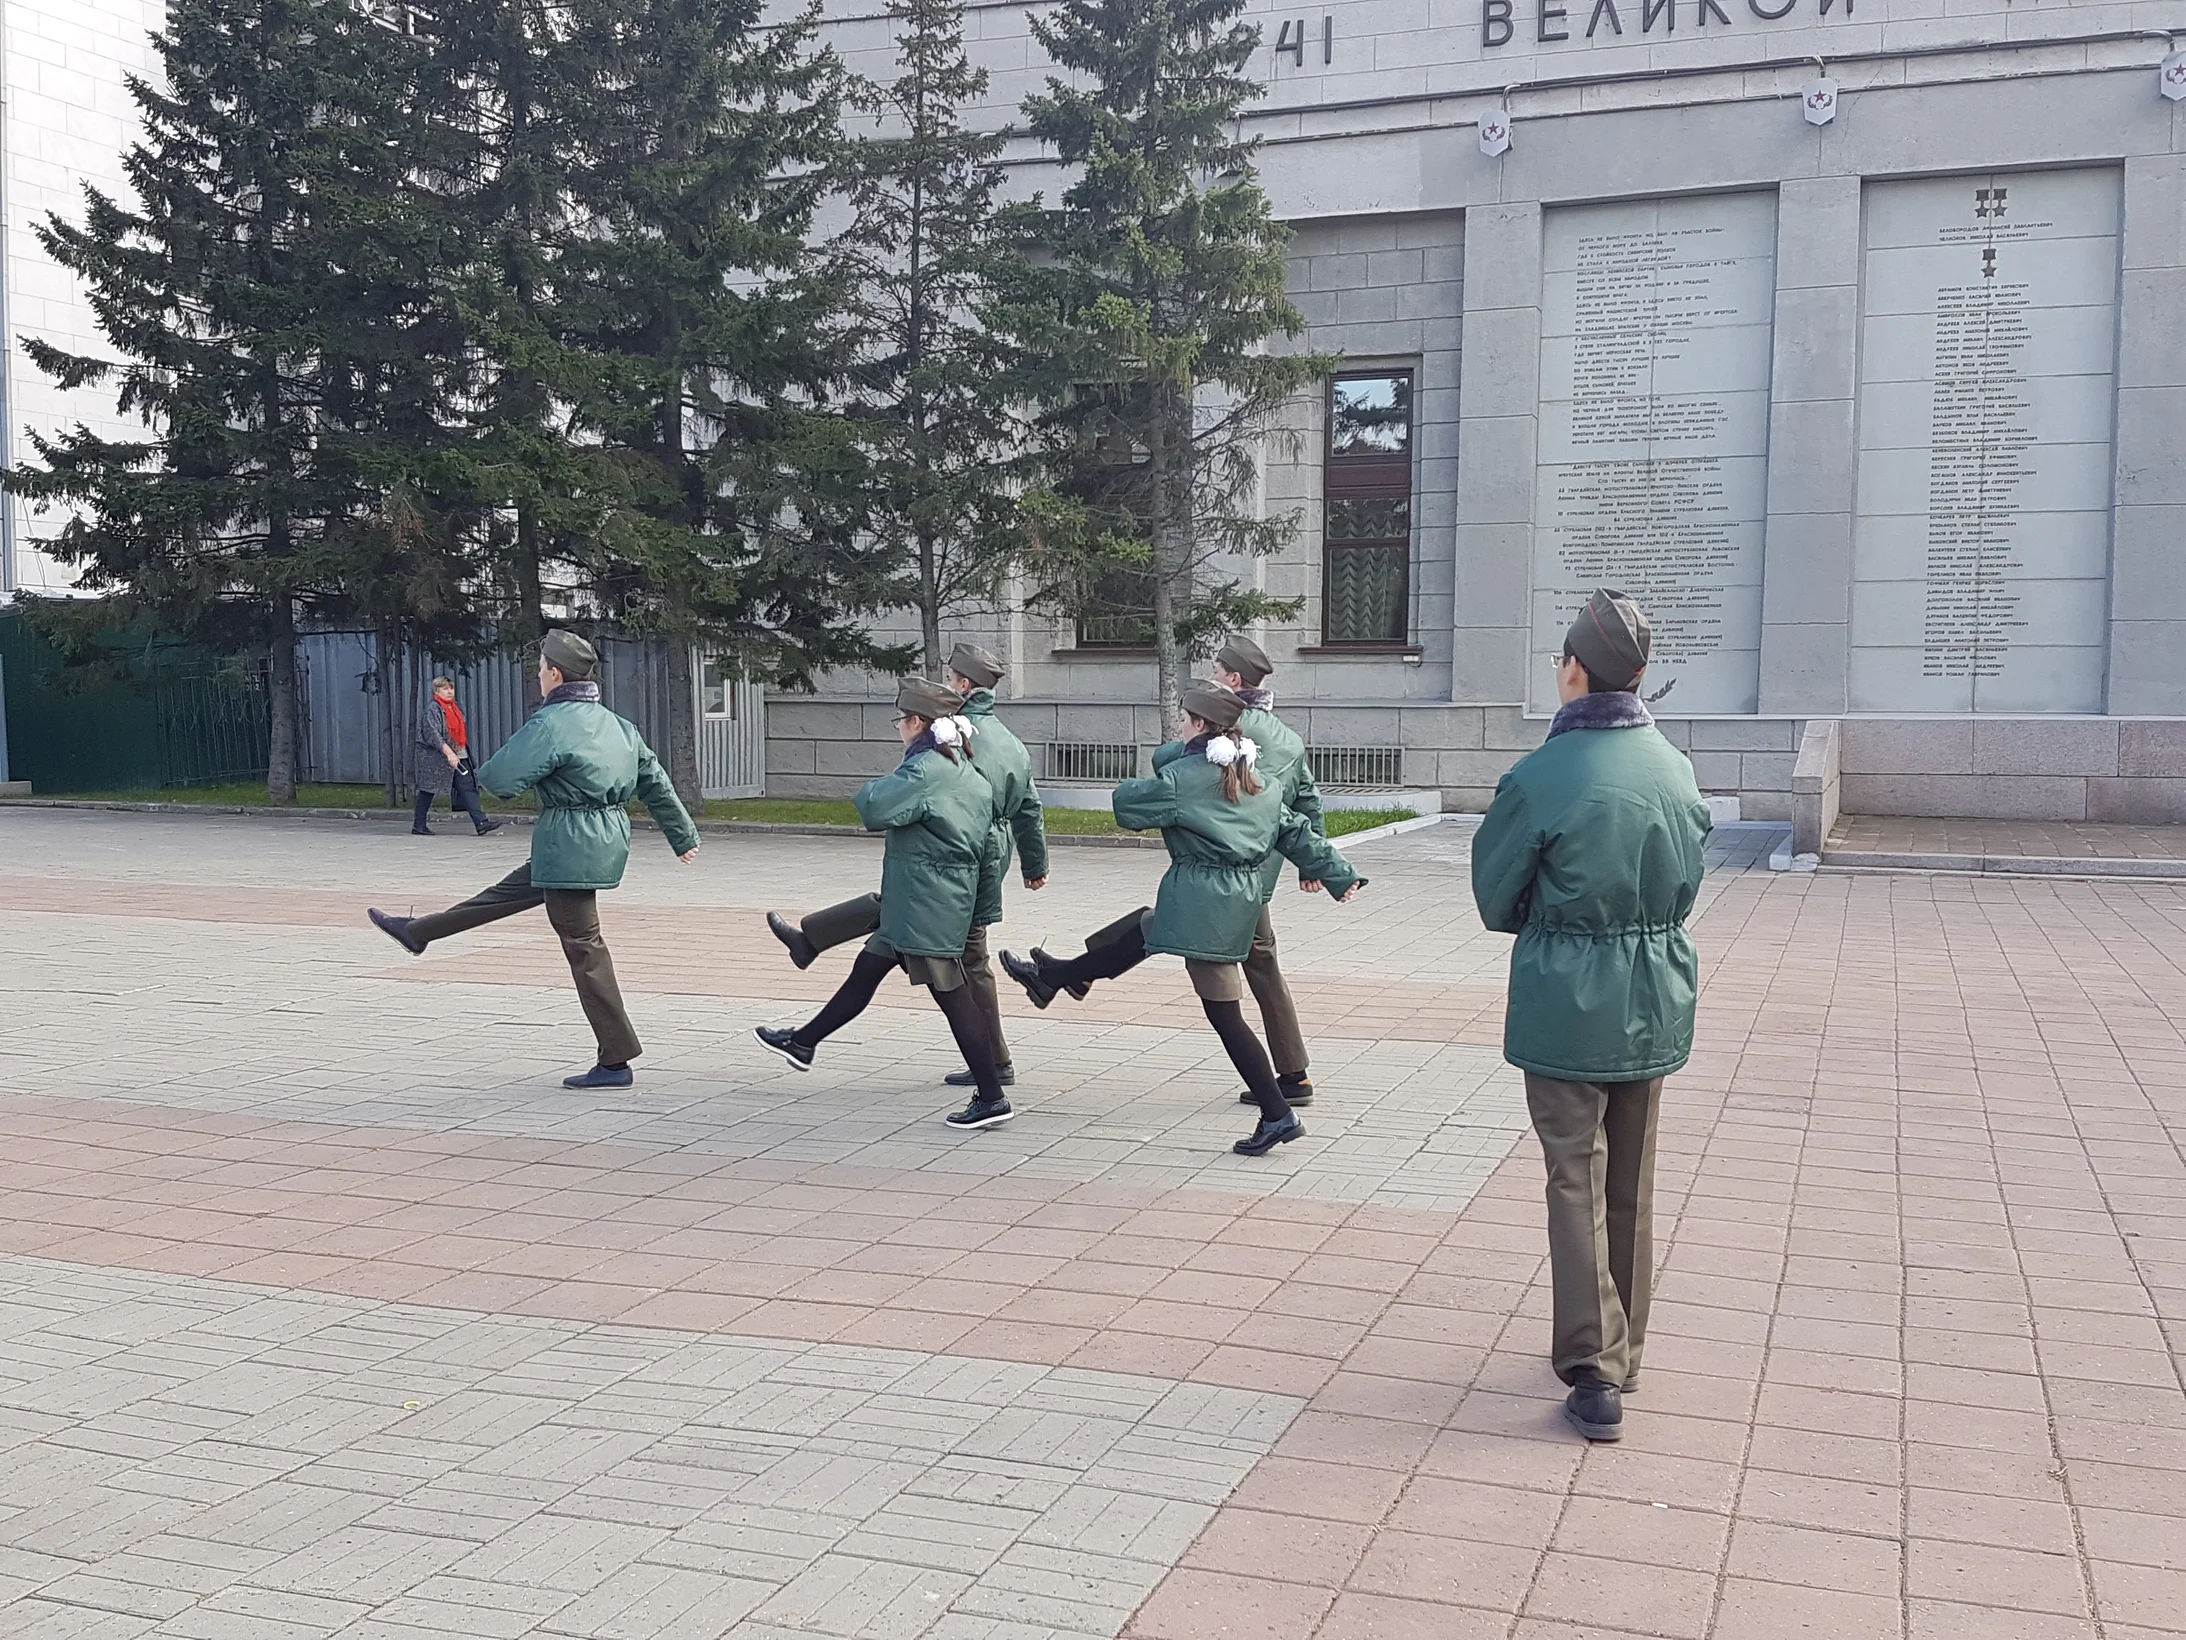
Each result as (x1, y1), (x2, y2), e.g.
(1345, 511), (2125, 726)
(414, 703), (463, 795)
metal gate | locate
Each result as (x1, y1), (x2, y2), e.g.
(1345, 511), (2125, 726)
(695, 652), (765, 800)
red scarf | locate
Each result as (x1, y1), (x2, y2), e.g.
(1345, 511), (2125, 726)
(436, 695), (469, 751)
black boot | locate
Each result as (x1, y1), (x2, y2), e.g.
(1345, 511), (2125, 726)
(946, 1064), (1016, 1088)
(767, 912), (819, 970)
(1241, 1072), (1313, 1108)
(1233, 1114), (1304, 1156)
(1000, 949), (1058, 1009)
(1564, 1376), (1624, 1442)
(1029, 948), (1090, 1002)
(367, 909), (426, 955)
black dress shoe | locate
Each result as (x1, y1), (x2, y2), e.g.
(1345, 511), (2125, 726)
(754, 1025), (814, 1071)
(1000, 950), (1057, 1009)
(1564, 1377), (1624, 1442)
(564, 1063), (633, 1090)
(1028, 948), (1089, 1001)
(411, 826), (434, 836)
(767, 912), (818, 970)
(474, 819), (504, 836)
(1233, 1114), (1304, 1156)
(1240, 1075), (1313, 1108)
(367, 908), (426, 955)
(945, 1094), (1013, 1129)
(945, 1064), (1016, 1088)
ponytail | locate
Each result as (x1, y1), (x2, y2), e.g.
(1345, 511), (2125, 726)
(1202, 731), (1262, 804)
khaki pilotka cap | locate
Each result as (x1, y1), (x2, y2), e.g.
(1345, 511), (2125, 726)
(895, 677), (965, 720)
(1214, 635), (1274, 686)
(946, 642), (1006, 689)
(1180, 680), (1247, 730)
(1563, 589), (1651, 690)
(540, 629), (600, 680)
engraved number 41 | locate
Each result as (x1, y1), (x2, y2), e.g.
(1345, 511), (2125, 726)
(1275, 16), (1334, 65)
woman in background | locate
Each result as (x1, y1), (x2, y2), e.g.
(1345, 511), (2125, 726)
(414, 676), (502, 837)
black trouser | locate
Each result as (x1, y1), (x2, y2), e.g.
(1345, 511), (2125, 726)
(414, 775), (492, 833)
(407, 863), (640, 1066)
(792, 947), (1006, 1104)
(798, 894), (1012, 1069)
(1037, 920), (1291, 1123)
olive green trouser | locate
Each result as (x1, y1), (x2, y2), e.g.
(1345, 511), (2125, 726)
(1523, 1073), (1663, 1389)
(1243, 905), (1309, 1078)
(801, 894), (1009, 1064)
(407, 863), (641, 1067)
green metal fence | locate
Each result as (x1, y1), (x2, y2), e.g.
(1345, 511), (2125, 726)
(0, 611), (271, 793)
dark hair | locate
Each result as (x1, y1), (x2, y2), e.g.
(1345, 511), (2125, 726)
(1560, 644), (1630, 695)
(1185, 716), (1263, 803)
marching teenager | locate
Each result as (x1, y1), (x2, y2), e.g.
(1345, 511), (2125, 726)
(1206, 636), (1322, 1108)
(753, 678), (1014, 1131)
(367, 631), (700, 1089)
(999, 682), (1365, 1157)
(764, 642), (1049, 1090)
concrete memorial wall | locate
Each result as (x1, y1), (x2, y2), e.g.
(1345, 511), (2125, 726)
(1530, 193), (1778, 716)
(1850, 169), (2123, 714)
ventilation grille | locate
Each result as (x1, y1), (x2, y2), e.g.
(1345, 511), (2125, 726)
(1046, 742), (1140, 783)
(1308, 745), (1405, 787)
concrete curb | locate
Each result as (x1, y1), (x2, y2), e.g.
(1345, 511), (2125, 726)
(1336, 810), (1471, 850)
(1820, 848), (2186, 882)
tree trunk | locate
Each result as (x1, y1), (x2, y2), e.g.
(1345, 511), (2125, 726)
(266, 596), (300, 805)
(918, 527), (943, 677)
(665, 639), (702, 806)
(379, 624), (404, 809)
(1151, 419), (1191, 741)
(515, 509), (544, 712)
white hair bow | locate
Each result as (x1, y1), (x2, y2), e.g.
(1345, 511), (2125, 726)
(1205, 734), (1258, 768)
(930, 715), (977, 747)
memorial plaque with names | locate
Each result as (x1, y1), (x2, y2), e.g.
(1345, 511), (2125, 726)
(1850, 170), (2121, 713)
(1530, 193), (1777, 716)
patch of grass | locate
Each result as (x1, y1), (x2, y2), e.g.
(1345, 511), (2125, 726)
(41, 781), (396, 808)
(1325, 807), (1419, 837)
(699, 797), (860, 825)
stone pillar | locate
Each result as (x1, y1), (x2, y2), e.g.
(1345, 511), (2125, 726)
(1757, 175), (1862, 716)
(2107, 153), (2186, 716)
(1451, 202), (1542, 706)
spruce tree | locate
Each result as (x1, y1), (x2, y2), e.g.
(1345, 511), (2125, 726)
(3, 0), (449, 802)
(552, 0), (901, 797)
(839, 0), (1024, 676)
(997, 0), (1330, 730)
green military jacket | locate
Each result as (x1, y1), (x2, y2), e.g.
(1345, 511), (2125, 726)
(854, 739), (994, 959)
(962, 689), (1050, 927)
(479, 697), (698, 890)
(1115, 743), (1364, 963)
(1470, 695), (1711, 1082)
(1154, 705), (1324, 903)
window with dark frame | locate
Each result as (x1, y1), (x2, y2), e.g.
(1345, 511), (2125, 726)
(1322, 371), (1413, 647)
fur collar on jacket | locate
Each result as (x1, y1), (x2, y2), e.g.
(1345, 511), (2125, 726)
(1547, 689), (1651, 739)
(1235, 686), (1274, 711)
(544, 681), (602, 705)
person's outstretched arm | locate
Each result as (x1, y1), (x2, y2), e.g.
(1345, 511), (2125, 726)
(477, 715), (559, 802)
(854, 760), (935, 832)
(1111, 772), (1180, 834)
(633, 739), (701, 859)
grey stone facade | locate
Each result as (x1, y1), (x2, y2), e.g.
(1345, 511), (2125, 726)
(769, 17), (2186, 821)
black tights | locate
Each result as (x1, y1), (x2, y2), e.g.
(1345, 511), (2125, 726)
(794, 948), (1005, 1103)
(1039, 920), (1149, 993)
(1205, 998), (1291, 1124)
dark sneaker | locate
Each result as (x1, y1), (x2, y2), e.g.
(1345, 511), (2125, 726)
(945, 1064), (1016, 1088)
(367, 908), (426, 955)
(1241, 1075), (1313, 1108)
(754, 1025), (814, 1071)
(945, 1095), (1014, 1130)
(563, 1063), (634, 1090)
(1000, 950), (1058, 1009)
(410, 826), (434, 836)
(474, 819), (505, 836)
(1233, 1114), (1304, 1156)
(1029, 948), (1089, 1001)
(766, 912), (819, 970)
(1564, 1378), (1624, 1442)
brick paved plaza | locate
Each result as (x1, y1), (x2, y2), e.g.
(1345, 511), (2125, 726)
(2, 808), (2184, 1640)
